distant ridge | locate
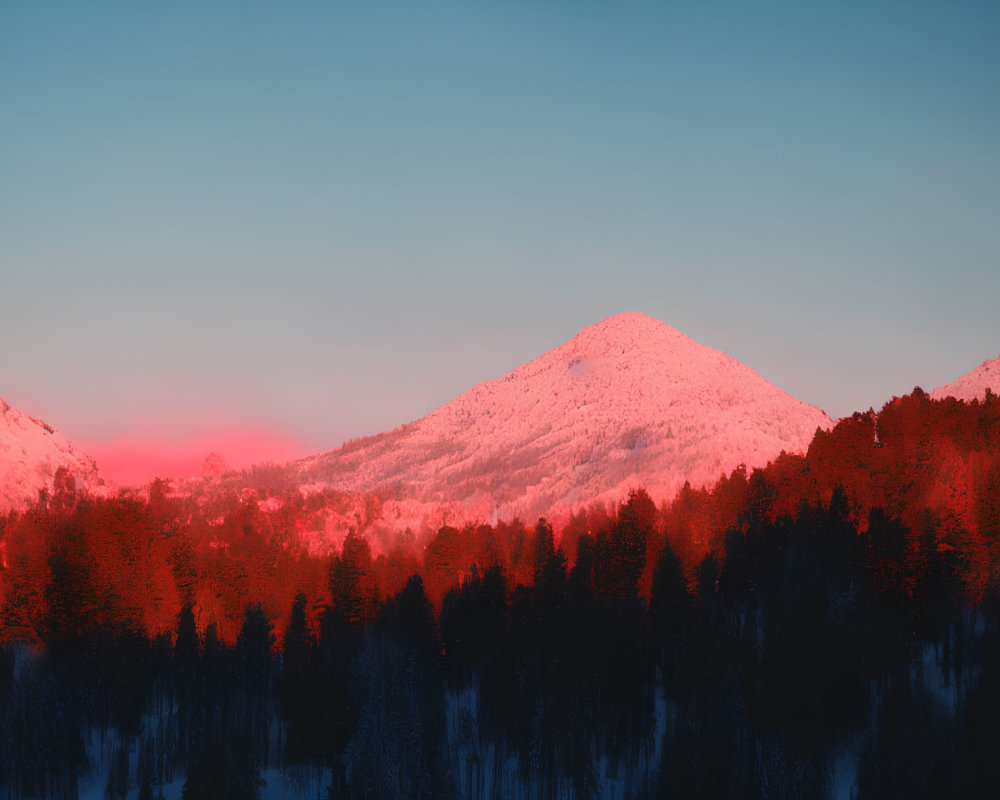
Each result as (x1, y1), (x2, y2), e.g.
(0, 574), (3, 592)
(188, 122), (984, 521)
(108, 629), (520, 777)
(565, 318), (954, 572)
(295, 312), (834, 527)
(931, 354), (1000, 402)
(0, 397), (101, 510)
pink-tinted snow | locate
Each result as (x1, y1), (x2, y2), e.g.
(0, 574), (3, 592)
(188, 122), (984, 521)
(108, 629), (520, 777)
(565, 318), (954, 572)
(0, 313), (840, 529)
(0, 397), (102, 510)
(931, 354), (1000, 403)
(298, 312), (835, 526)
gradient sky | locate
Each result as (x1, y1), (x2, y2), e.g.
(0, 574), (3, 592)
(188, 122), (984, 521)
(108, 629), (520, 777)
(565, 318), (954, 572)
(2, 1), (999, 481)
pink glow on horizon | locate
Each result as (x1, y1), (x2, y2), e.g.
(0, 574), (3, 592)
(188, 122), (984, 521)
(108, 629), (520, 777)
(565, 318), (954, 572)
(84, 427), (309, 486)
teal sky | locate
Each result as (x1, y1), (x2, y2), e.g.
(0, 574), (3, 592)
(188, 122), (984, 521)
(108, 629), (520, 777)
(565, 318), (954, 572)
(2, 1), (999, 470)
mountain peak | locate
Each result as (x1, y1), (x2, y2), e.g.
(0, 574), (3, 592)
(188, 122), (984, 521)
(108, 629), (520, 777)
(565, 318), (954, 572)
(931, 354), (1000, 402)
(298, 314), (833, 531)
(570, 312), (687, 350)
(581, 310), (678, 334)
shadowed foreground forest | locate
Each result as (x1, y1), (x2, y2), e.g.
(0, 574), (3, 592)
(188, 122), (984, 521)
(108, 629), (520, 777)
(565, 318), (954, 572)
(3, 389), (1000, 798)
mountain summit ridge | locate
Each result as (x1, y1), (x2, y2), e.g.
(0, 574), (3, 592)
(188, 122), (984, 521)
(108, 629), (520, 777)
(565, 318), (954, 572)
(297, 313), (834, 526)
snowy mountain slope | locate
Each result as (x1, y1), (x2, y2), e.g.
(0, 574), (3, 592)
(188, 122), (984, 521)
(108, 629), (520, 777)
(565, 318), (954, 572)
(295, 313), (834, 525)
(931, 354), (1000, 402)
(0, 397), (101, 510)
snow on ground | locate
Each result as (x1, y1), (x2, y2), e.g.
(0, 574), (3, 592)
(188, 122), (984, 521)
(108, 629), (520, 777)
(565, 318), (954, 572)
(0, 396), (103, 511)
(931, 353), (1000, 402)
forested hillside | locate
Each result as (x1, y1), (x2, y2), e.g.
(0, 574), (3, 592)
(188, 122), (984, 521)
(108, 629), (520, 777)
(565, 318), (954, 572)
(2, 389), (1000, 798)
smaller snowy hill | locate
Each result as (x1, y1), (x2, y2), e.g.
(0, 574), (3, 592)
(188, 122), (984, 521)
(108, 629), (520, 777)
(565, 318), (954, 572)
(0, 397), (101, 510)
(931, 355), (1000, 402)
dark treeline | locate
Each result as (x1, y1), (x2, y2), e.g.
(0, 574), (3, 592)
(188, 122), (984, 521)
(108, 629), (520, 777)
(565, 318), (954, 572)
(2, 389), (1000, 797)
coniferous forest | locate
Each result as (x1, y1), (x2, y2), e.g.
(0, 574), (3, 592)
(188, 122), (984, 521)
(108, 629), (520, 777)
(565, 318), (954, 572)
(3, 389), (1000, 798)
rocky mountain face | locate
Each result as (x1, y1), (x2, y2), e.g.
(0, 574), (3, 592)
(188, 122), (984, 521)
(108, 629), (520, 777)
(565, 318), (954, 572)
(0, 396), (102, 511)
(294, 313), (834, 529)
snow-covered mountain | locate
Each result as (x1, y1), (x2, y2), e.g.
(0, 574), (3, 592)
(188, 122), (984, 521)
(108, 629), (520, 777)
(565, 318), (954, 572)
(295, 313), (833, 527)
(0, 397), (101, 510)
(931, 354), (1000, 403)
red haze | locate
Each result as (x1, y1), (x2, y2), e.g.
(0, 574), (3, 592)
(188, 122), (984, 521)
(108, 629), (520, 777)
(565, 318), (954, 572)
(85, 427), (307, 486)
